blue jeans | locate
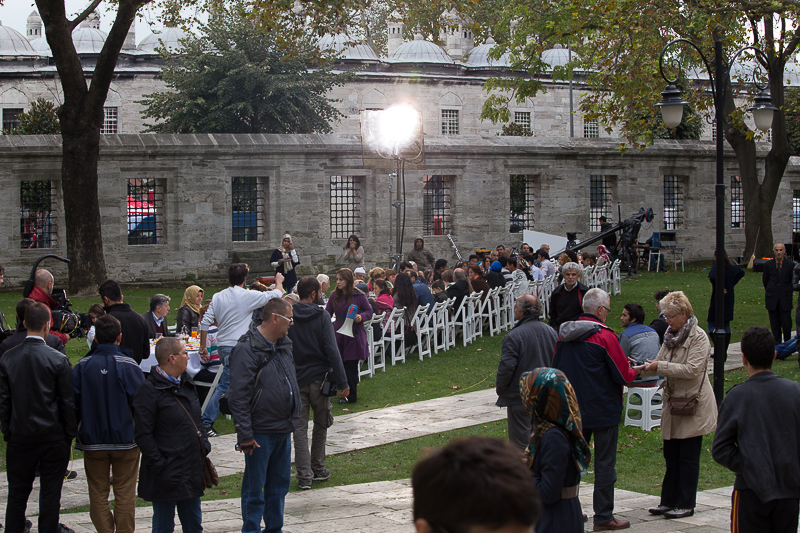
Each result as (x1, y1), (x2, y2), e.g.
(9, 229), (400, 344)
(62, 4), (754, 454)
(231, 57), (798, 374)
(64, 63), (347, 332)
(202, 345), (232, 428)
(152, 498), (202, 533)
(707, 320), (731, 334)
(241, 433), (291, 533)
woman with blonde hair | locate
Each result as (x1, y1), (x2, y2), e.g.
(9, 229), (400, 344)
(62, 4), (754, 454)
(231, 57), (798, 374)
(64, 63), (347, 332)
(635, 291), (717, 520)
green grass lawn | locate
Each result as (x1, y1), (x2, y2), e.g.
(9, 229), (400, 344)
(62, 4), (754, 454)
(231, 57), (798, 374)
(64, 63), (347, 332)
(2, 264), (797, 501)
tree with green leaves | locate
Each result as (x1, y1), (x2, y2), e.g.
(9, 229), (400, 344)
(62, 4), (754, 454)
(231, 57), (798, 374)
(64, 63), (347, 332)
(4, 98), (60, 135)
(480, 0), (794, 258)
(140, 3), (351, 134)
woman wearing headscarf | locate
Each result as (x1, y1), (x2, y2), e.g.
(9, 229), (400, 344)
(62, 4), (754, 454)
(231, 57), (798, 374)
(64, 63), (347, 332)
(486, 261), (507, 289)
(596, 245), (611, 266)
(520, 367), (590, 533)
(176, 285), (203, 334)
(326, 268), (372, 404)
(270, 233), (300, 293)
(635, 291), (717, 519)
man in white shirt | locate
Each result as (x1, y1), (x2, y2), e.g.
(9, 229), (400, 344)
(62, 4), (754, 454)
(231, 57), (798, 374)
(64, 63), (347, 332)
(199, 263), (284, 436)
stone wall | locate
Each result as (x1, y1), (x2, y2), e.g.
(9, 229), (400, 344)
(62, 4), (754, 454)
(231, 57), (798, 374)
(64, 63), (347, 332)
(0, 134), (791, 286)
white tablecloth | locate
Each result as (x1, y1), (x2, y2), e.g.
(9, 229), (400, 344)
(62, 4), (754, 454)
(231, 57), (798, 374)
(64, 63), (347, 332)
(140, 341), (202, 376)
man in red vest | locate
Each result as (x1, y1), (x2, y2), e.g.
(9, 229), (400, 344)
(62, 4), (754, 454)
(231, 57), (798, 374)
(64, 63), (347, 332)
(28, 269), (69, 345)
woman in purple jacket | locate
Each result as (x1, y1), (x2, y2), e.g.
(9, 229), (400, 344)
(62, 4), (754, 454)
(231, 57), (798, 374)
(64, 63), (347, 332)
(326, 268), (372, 404)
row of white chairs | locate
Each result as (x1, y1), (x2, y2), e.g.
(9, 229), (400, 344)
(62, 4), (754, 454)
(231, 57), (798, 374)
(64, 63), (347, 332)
(580, 259), (622, 295)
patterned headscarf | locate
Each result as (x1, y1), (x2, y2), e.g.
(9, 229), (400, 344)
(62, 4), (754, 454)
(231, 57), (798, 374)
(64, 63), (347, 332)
(520, 367), (591, 473)
(180, 285), (203, 315)
(278, 234), (295, 273)
(597, 245), (611, 264)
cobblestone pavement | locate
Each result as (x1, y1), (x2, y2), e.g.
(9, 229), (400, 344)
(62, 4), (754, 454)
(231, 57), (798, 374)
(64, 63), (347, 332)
(8, 341), (757, 531)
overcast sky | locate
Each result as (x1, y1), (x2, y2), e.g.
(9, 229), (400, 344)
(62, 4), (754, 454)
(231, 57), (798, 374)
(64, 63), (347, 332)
(0, 1), (176, 44)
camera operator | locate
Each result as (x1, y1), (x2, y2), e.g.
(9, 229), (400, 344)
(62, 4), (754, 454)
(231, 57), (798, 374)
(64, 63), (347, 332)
(0, 299), (66, 359)
(28, 269), (69, 345)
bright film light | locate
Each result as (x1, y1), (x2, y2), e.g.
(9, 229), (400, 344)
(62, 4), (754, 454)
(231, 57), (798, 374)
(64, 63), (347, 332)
(377, 103), (420, 153)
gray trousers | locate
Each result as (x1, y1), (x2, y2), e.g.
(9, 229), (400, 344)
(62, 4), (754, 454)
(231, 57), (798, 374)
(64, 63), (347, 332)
(292, 380), (333, 484)
(507, 404), (532, 452)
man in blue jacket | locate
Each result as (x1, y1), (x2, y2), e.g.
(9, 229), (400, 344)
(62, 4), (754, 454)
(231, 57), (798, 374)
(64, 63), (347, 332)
(619, 303), (660, 386)
(229, 298), (301, 533)
(73, 315), (144, 533)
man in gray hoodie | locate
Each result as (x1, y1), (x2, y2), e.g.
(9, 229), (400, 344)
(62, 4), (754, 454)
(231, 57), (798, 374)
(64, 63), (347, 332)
(288, 276), (349, 490)
(495, 294), (557, 450)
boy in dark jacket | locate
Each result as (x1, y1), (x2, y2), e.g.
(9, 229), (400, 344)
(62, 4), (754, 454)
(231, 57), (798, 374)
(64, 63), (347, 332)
(288, 277), (349, 490)
(73, 315), (144, 533)
(133, 337), (210, 533)
(713, 326), (800, 532)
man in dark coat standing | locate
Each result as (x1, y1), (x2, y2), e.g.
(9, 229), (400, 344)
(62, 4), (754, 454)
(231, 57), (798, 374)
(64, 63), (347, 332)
(133, 337), (210, 533)
(0, 302), (77, 533)
(763, 242), (795, 344)
(99, 280), (150, 364)
(289, 277), (349, 490)
(549, 262), (589, 333)
(495, 294), (557, 450)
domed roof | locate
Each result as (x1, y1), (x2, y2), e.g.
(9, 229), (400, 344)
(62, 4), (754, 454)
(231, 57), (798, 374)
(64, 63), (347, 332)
(317, 34), (379, 61)
(138, 27), (188, 53)
(72, 26), (107, 54)
(541, 44), (579, 69)
(390, 32), (452, 64)
(29, 37), (50, 53)
(464, 37), (510, 68)
(0, 22), (39, 57)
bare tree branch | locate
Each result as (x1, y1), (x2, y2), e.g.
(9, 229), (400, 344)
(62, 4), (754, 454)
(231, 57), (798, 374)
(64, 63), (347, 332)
(68, 0), (104, 31)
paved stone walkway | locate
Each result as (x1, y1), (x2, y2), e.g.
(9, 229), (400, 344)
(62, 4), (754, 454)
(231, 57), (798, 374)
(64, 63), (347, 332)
(10, 340), (759, 532)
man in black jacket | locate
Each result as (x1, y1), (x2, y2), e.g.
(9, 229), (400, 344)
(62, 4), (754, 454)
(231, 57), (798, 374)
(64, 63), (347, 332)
(0, 302), (77, 533)
(133, 337), (209, 533)
(713, 326), (800, 532)
(0, 298), (65, 358)
(446, 268), (471, 312)
(763, 243), (795, 344)
(288, 276), (349, 490)
(549, 263), (589, 333)
(99, 280), (149, 364)
(495, 294), (557, 450)
(229, 298), (301, 533)
(141, 294), (175, 339)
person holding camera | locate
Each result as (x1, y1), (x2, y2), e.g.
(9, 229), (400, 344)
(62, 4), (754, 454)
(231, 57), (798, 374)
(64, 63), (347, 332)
(0, 298), (66, 358)
(288, 276), (349, 490)
(228, 298), (300, 533)
(28, 269), (69, 345)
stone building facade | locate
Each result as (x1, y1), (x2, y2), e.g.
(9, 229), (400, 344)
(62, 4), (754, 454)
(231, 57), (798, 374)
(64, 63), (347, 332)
(0, 133), (791, 285)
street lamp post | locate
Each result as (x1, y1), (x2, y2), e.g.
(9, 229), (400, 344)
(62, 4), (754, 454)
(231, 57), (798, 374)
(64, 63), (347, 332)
(655, 35), (778, 407)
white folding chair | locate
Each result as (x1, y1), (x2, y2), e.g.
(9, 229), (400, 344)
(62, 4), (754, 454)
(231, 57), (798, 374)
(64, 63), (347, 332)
(411, 304), (432, 360)
(477, 287), (496, 336)
(611, 259), (622, 295)
(359, 314), (381, 379)
(487, 287), (502, 336)
(497, 286), (511, 331)
(382, 307), (406, 365)
(468, 291), (484, 341)
(431, 301), (449, 354)
(445, 297), (457, 349)
(451, 296), (472, 347)
(367, 312), (387, 373)
(194, 366), (222, 414)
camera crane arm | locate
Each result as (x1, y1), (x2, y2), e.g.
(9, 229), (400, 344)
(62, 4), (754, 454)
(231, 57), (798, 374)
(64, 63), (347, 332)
(22, 254), (70, 298)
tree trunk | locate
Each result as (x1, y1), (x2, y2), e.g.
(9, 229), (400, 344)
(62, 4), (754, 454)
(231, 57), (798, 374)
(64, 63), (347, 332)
(59, 99), (107, 295)
(727, 50), (790, 261)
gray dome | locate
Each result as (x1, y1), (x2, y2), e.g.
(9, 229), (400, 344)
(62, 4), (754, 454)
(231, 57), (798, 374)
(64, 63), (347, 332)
(390, 32), (452, 64)
(317, 34), (379, 61)
(29, 37), (50, 53)
(541, 44), (579, 69)
(138, 27), (187, 53)
(0, 22), (38, 57)
(72, 26), (107, 54)
(464, 37), (510, 68)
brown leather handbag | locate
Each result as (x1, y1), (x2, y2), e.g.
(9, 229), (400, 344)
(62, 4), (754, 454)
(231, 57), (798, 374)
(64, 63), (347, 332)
(174, 395), (219, 488)
(666, 352), (707, 416)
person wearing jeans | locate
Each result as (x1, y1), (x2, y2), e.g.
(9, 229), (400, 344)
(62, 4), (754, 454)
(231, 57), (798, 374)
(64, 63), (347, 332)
(229, 299), (301, 533)
(199, 263), (283, 436)
(133, 338), (210, 533)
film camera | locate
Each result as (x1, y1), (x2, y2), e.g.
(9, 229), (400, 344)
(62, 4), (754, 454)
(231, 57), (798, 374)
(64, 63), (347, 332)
(49, 289), (93, 339)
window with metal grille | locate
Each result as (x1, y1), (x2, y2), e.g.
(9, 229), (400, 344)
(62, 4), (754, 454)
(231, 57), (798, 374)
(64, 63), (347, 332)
(20, 180), (57, 249)
(127, 179), (165, 245)
(731, 175), (744, 228)
(514, 112), (531, 133)
(441, 110), (459, 135)
(231, 177), (265, 242)
(330, 176), (362, 239)
(3, 108), (23, 132)
(794, 190), (800, 234)
(663, 175), (684, 230)
(589, 175), (610, 231)
(102, 107), (118, 134)
(583, 118), (599, 138)
(423, 175), (452, 236)
(509, 175), (535, 233)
